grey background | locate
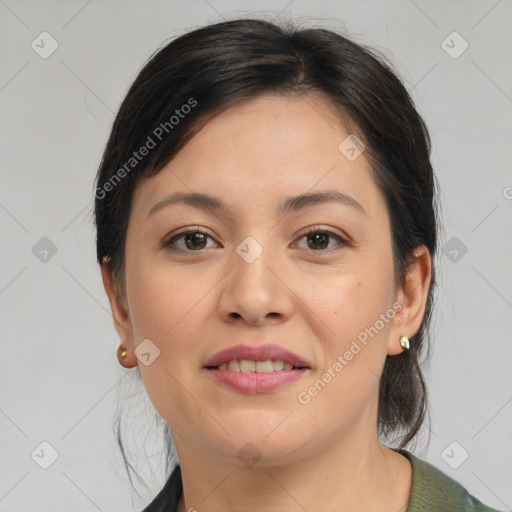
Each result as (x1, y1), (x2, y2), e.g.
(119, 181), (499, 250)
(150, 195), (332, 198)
(1, 0), (511, 511)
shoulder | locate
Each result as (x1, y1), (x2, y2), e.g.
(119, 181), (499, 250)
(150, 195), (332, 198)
(399, 449), (505, 512)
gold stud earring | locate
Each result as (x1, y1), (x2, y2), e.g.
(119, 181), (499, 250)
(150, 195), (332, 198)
(117, 345), (129, 367)
(399, 336), (410, 351)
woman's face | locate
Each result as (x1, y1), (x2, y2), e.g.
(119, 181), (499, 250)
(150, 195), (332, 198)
(112, 93), (424, 465)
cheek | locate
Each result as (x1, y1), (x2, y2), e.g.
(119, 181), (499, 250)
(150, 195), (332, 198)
(309, 268), (393, 395)
(318, 265), (392, 344)
(125, 252), (207, 342)
(126, 274), (173, 341)
(123, 254), (220, 416)
(125, 264), (208, 427)
(297, 280), (391, 435)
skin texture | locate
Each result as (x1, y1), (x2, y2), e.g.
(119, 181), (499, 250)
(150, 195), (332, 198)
(102, 92), (432, 512)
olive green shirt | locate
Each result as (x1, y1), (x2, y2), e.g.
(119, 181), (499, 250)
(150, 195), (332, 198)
(142, 449), (504, 511)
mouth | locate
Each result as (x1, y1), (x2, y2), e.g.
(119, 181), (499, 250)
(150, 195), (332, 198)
(204, 363), (310, 394)
(202, 343), (312, 371)
(205, 359), (310, 372)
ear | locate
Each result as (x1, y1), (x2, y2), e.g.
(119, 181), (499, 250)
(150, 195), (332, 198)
(101, 259), (137, 368)
(387, 244), (432, 355)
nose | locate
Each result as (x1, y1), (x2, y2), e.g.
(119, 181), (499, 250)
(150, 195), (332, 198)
(217, 240), (294, 327)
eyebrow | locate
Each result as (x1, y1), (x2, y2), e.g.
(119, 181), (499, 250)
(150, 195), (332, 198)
(147, 189), (367, 218)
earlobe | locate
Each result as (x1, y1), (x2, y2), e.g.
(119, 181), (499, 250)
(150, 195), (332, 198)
(387, 244), (432, 356)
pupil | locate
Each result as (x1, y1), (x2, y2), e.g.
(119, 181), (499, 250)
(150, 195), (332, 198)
(308, 232), (328, 250)
(186, 232), (206, 250)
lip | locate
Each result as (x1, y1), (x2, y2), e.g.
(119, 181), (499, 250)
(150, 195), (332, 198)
(203, 343), (311, 369)
(206, 368), (309, 394)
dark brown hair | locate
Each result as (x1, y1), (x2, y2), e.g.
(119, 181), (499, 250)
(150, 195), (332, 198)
(94, 17), (440, 493)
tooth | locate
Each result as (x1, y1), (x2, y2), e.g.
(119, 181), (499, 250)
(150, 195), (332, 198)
(217, 359), (296, 372)
(256, 360), (273, 373)
(272, 360), (285, 371)
(240, 360), (256, 373)
(228, 360), (240, 371)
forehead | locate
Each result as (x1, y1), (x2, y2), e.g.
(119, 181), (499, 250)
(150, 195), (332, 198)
(132, 92), (385, 222)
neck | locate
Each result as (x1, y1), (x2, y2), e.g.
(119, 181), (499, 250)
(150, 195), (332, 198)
(173, 424), (412, 512)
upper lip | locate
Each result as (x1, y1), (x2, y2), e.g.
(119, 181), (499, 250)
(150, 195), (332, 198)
(203, 344), (311, 368)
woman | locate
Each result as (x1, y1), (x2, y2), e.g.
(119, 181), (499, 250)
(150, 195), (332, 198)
(94, 18), (502, 512)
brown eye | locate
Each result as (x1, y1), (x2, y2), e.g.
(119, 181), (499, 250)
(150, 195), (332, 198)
(182, 232), (208, 250)
(162, 228), (218, 252)
(295, 228), (348, 252)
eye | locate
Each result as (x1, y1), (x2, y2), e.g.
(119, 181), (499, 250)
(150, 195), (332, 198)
(162, 227), (219, 252)
(161, 226), (350, 253)
(294, 227), (349, 252)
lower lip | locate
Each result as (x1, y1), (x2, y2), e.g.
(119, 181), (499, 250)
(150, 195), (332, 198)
(205, 368), (309, 393)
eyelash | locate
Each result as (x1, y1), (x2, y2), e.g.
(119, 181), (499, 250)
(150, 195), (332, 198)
(161, 225), (350, 253)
